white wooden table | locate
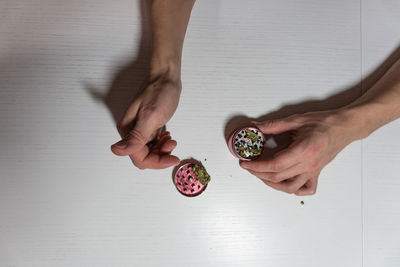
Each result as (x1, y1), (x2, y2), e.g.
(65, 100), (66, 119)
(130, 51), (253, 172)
(0, 0), (399, 266)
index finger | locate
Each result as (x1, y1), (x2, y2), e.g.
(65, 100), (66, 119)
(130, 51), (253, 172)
(129, 142), (180, 170)
(240, 142), (304, 172)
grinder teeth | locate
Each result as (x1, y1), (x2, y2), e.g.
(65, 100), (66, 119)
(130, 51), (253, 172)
(234, 128), (263, 159)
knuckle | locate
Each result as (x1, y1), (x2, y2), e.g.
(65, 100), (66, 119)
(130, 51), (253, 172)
(303, 187), (316, 196)
(140, 104), (158, 117)
(308, 187), (317, 195)
(264, 119), (280, 130)
(269, 173), (282, 183)
(294, 142), (306, 154)
(284, 188), (295, 194)
(131, 159), (146, 170)
(128, 129), (146, 144)
(303, 144), (320, 159)
(148, 109), (168, 124)
(309, 160), (319, 170)
(290, 143), (305, 157)
(265, 120), (276, 127)
(116, 121), (124, 131)
(288, 114), (303, 123)
(134, 163), (146, 170)
(251, 163), (262, 172)
(261, 120), (275, 131)
(286, 185), (297, 194)
(271, 160), (284, 172)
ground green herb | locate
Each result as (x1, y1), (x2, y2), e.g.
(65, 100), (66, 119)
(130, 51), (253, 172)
(193, 164), (211, 186)
(235, 129), (263, 159)
(245, 129), (259, 142)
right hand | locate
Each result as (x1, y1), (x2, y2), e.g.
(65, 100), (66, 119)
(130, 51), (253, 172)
(111, 74), (181, 169)
(240, 111), (357, 195)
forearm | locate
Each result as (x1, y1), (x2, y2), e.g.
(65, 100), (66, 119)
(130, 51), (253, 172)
(149, 0), (196, 79)
(338, 59), (400, 140)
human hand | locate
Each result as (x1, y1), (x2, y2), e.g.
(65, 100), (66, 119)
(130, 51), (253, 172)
(240, 111), (357, 195)
(111, 74), (181, 169)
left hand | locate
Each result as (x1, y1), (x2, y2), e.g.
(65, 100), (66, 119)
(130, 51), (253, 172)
(240, 110), (356, 195)
(111, 73), (181, 169)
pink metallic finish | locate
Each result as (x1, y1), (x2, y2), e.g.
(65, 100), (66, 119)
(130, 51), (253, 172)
(174, 163), (207, 197)
(228, 126), (265, 161)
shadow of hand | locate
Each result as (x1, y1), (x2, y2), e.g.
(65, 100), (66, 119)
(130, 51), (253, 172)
(224, 45), (400, 195)
(85, 0), (151, 124)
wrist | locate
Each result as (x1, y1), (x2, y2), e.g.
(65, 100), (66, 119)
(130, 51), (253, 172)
(334, 103), (379, 141)
(149, 55), (181, 82)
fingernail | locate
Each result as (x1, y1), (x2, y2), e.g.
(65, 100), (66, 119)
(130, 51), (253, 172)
(113, 139), (127, 148)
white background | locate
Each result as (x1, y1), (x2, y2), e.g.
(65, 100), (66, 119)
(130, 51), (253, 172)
(0, 0), (399, 266)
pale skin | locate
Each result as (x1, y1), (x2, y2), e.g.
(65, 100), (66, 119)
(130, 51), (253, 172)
(111, 0), (196, 169)
(111, 0), (400, 197)
(241, 59), (400, 195)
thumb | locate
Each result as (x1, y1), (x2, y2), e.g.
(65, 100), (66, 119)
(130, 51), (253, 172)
(253, 118), (300, 135)
(111, 119), (159, 156)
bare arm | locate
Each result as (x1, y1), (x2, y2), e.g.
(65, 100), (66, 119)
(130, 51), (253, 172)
(341, 59), (400, 140)
(111, 0), (196, 169)
(241, 58), (400, 195)
(150, 0), (196, 78)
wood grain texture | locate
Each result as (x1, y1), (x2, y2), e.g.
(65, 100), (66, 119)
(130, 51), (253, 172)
(1, 0), (396, 266)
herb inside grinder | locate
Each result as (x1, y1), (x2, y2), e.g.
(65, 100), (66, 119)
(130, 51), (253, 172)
(235, 129), (263, 159)
(192, 164), (211, 186)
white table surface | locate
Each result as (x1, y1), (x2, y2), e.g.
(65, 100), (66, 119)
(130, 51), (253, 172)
(0, 0), (399, 266)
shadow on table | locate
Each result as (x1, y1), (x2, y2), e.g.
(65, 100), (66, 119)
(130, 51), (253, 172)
(224, 44), (400, 157)
(85, 0), (151, 124)
(83, 0), (399, 162)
